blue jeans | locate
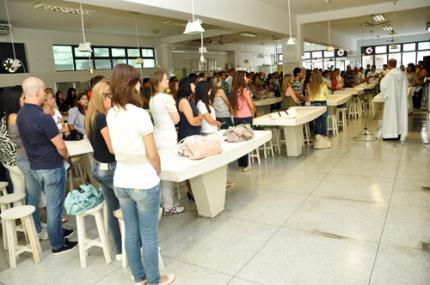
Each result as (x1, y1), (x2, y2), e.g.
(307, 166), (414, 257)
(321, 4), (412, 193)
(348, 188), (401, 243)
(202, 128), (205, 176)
(234, 117), (253, 168)
(217, 117), (233, 130)
(92, 160), (122, 254)
(310, 101), (328, 135)
(114, 185), (161, 284)
(15, 156), (42, 233)
(31, 166), (66, 250)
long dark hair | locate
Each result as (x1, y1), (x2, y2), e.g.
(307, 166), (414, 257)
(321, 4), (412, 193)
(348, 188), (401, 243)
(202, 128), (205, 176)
(2, 85), (23, 124)
(110, 64), (143, 108)
(66, 87), (76, 107)
(177, 76), (197, 101)
(75, 92), (88, 115)
(195, 81), (213, 114)
(302, 69), (311, 96)
(230, 70), (248, 111)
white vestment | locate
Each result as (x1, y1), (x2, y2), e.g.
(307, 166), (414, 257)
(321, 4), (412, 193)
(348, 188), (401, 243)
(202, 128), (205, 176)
(380, 68), (408, 139)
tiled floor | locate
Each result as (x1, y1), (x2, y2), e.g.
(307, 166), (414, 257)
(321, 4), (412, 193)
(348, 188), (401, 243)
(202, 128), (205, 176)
(1, 112), (430, 285)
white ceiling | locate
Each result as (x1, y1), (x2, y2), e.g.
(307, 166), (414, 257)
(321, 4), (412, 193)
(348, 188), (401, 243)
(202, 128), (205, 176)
(305, 6), (430, 39)
(259, 0), (394, 15)
(0, 0), (221, 37)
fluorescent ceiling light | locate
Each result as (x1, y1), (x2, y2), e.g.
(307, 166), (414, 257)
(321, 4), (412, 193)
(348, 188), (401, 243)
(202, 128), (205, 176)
(382, 24), (393, 31)
(287, 37), (296, 45)
(34, 3), (96, 15)
(372, 14), (385, 22)
(240, 33), (258, 38)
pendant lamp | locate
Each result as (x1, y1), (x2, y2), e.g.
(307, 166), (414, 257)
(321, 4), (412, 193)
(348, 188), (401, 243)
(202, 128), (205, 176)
(184, 0), (205, 34)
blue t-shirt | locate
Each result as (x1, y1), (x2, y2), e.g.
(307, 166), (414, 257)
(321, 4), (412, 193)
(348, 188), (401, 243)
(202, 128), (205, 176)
(17, 103), (63, 170)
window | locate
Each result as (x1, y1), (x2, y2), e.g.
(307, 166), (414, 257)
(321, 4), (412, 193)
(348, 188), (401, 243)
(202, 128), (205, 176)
(389, 45), (401, 53)
(323, 58), (335, 70)
(402, 52), (416, 65)
(312, 51), (322, 58)
(403, 43), (416, 51)
(277, 53), (283, 63)
(417, 51), (430, 62)
(52, 45), (156, 71)
(375, 46), (387, 54)
(52, 45), (74, 71)
(375, 54), (387, 69)
(362, 55), (373, 66)
(389, 53), (401, 65)
(418, 41), (430, 50)
(324, 51), (334, 58)
(303, 52), (311, 59)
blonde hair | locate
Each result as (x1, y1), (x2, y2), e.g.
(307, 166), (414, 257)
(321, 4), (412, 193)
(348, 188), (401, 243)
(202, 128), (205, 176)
(282, 74), (293, 95)
(308, 71), (324, 100)
(85, 79), (111, 137)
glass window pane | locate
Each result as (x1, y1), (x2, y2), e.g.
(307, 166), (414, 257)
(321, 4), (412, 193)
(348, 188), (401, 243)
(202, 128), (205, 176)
(323, 59), (335, 70)
(303, 52), (311, 59)
(112, 48), (126, 57)
(375, 46), (387, 54)
(127, 59), (142, 68)
(94, 59), (111, 70)
(389, 45), (401, 53)
(278, 53), (283, 63)
(128, 48), (140, 57)
(94, 48), (109, 57)
(311, 58), (323, 69)
(141, 49), (154, 57)
(402, 52), (416, 66)
(312, 51), (322, 58)
(75, 59), (92, 71)
(418, 42), (430, 50)
(417, 51), (430, 62)
(388, 53), (401, 65)
(112, 58), (127, 67)
(302, 60), (311, 69)
(403, 43), (415, 51)
(52, 45), (74, 71)
(335, 58), (346, 71)
(375, 54), (387, 69)
(362, 55), (373, 66)
(74, 47), (91, 57)
(143, 59), (156, 68)
(324, 51), (334, 58)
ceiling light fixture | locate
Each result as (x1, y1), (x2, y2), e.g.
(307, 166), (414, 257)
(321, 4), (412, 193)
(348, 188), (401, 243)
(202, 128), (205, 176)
(134, 16), (144, 65)
(382, 24), (393, 31)
(240, 33), (258, 38)
(3, 0), (24, 74)
(199, 32), (206, 64)
(326, 0), (334, 52)
(183, 0), (205, 34)
(286, 0), (296, 45)
(77, 1), (93, 74)
(372, 14), (385, 22)
(426, 22), (430, 32)
(34, 2), (95, 16)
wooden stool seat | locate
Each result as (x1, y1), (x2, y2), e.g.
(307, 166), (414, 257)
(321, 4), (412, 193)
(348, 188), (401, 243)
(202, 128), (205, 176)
(0, 205), (41, 269)
(0, 193), (26, 205)
(0, 181), (8, 196)
(0, 193), (26, 250)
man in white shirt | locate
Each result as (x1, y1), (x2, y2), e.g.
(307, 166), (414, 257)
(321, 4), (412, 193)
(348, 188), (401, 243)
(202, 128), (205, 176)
(380, 59), (408, 141)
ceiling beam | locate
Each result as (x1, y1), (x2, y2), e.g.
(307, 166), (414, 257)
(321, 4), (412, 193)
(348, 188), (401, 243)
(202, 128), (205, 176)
(160, 29), (237, 44)
(297, 0), (430, 24)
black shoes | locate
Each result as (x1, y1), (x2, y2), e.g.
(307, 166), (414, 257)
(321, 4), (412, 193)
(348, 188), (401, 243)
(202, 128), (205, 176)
(63, 228), (75, 239)
(52, 240), (78, 255)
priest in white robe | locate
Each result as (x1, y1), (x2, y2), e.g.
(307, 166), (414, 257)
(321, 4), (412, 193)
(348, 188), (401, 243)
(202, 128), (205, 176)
(380, 58), (408, 140)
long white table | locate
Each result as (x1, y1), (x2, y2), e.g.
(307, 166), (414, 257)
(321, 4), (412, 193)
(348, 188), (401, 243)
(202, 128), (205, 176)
(327, 93), (353, 106)
(65, 131), (272, 218)
(253, 97), (283, 115)
(253, 106), (326, 157)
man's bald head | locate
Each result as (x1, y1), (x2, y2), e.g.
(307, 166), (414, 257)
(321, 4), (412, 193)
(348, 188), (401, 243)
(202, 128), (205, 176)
(22, 77), (46, 105)
(387, 59), (397, 69)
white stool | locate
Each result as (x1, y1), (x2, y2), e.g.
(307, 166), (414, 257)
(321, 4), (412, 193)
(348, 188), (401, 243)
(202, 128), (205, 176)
(1, 205), (41, 269)
(76, 201), (111, 268)
(0, 193), (26, 250)
(261, 135), (275, 159)
(327, 115), (338, 136)
(271, 129), (281, 154)
(68, 157), (87, 191)
(336, 108), (348, 131)
(348, 96), (360, 119)
(249, 148), (261, 165)
(0, 181), (8, 196)
(114, 209), (164, 269)
(303, 123), (313, 146)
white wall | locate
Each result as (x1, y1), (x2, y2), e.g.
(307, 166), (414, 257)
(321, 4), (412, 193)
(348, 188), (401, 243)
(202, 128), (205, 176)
(172, 51), (234, 74)
(0, 27), (160, 88)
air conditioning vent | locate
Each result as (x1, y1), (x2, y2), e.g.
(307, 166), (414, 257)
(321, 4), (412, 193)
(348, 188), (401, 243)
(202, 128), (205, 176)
(0, 22), (11, 35)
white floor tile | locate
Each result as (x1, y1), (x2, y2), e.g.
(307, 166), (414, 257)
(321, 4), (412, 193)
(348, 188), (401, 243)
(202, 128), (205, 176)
(370, 244), (430, 285)
(332, 158), (398, 178)
(238, 228), (378, 285)
(285, 197), (387, 242)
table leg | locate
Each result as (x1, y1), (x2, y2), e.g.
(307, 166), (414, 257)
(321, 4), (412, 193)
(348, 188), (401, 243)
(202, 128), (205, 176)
(283, 126), (303, 157)
(189, 166), (227, 218)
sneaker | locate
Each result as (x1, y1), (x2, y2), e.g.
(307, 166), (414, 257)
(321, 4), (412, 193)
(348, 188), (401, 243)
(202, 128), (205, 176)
(315, 134), (323, 142)
(63, 228), (75, 239)
(163, 206), (185, 216)
(239, 166), (251, 172)
(38, 228), (49, 241)
(52, 240), (78, 255)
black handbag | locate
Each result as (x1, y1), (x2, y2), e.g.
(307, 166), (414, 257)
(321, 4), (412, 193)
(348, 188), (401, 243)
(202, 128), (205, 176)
(63, 129), (84, 141)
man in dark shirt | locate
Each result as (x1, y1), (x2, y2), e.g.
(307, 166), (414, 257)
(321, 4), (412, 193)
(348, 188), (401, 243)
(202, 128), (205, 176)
(17, 77), (77, 254)
(140, 77), (151, 109)
(344, 65), (357, 87)
(292, 67), (304, 97)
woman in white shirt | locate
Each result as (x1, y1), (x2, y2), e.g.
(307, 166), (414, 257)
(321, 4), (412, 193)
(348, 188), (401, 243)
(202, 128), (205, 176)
(43, 90), (69, 135)
(149, 71), (184, 216)
(196, 81), (220, 134)
(107, 64), (175, 285)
